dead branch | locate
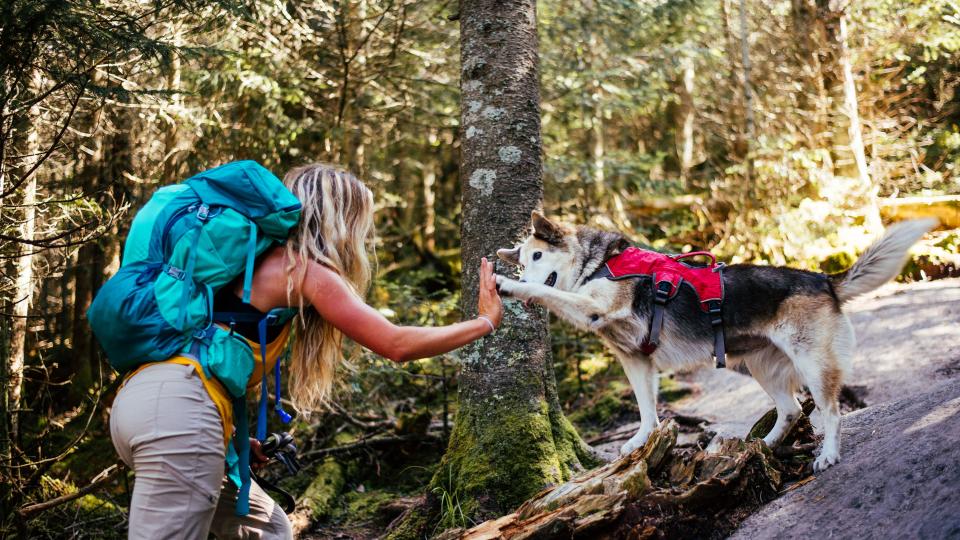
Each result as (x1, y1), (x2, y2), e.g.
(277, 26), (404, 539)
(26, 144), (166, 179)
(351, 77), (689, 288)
(300, 433), (440, 461)
(17, 463), (123, 521)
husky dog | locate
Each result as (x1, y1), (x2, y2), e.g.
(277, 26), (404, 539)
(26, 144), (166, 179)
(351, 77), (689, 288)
(496, 212), (934, 471)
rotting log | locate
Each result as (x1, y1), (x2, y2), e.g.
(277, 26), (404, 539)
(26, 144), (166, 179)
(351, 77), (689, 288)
(449, 405), (817, 539)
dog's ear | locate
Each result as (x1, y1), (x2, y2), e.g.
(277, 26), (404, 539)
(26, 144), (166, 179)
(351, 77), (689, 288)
(497, 247), (521, 266)
(604, 235), (630, 261)
(531, 211), (564, 246)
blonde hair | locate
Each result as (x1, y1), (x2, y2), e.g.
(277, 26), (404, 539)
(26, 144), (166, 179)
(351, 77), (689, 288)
(282, 163), (375, 411)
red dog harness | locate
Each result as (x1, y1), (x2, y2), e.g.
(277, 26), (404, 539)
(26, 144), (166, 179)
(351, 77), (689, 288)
(591, 247), (727, 368)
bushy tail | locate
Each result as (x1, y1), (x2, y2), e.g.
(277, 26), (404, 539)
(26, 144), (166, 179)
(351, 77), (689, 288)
(830, 219), (937, 304)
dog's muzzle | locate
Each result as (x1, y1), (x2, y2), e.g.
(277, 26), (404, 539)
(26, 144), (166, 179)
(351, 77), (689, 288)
(544, 272), (557, 287)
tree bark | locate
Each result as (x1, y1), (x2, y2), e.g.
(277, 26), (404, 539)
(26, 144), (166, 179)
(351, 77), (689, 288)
(8, 71), (43, 443)
(428, 0), (596, 524)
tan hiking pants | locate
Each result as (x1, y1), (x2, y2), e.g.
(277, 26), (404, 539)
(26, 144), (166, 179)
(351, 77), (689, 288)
(110, 362), (293, 539)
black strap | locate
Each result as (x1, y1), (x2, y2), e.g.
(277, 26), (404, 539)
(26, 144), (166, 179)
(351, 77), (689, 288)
(706, 300), (725, 368)
(641, 281), (673, 354)
(584, 264), (612, 283)
(251, 470), (296, 513)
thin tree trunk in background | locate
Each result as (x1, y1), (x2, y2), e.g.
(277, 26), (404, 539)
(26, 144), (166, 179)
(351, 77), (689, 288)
(423, 164), (437, 253)
(720, 0), (746, 160)
(8, 72), (43, 442)
(429, 0), (596, 523)
(738, 0), (756, 198)
(161, 24), (182, 182)
(791, 0), (830, 154)
(676, 53), (696, 189)
(817, 0), (882, 231)
(590, 90), (605, 202)
(68, 79), (108, 397)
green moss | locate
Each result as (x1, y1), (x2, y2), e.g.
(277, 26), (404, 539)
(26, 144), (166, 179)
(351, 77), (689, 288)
(426, 396), (587, 530)
(384, 503), (434, 540)
(299, 458), (345, 521)
(336, 488), (397, 523)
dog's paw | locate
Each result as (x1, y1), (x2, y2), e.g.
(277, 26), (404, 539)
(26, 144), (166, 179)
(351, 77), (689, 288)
(619, 430), (652, 456)
(495, 275), (515, 297)
(813, 450), (840, 472)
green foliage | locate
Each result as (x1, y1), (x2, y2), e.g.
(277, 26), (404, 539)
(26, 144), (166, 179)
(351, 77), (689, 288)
(431, 466), (468, 532)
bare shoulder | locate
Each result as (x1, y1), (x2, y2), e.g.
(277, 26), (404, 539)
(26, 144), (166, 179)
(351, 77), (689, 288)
(297, 256), (351, 298)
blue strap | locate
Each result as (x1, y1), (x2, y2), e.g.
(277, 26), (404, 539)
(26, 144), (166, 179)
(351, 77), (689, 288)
(256, 317), (269, 441)
(242, 221), (257, 304)
(233, 396), (251, 516)
(274, 350), (292, 424)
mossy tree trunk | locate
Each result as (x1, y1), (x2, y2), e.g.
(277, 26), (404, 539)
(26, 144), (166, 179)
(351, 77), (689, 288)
(426, 0), (597, 526)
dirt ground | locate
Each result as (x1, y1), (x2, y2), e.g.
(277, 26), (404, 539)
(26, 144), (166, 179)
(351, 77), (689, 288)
(604, 278), (960, 539)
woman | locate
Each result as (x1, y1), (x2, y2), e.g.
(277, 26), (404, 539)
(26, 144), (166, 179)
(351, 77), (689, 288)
(110, 163), (503, 539)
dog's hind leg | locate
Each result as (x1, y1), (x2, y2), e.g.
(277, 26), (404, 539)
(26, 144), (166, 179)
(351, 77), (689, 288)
(773, 318), (846, 472)
(744, 346), (802, 447)
(618, 354), (659, 456)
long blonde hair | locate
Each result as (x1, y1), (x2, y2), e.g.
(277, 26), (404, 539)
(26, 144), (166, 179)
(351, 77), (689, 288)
(283, 163), (375, 411)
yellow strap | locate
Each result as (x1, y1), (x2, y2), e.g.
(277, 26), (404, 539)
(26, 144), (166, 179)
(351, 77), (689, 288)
(119, 322), (292, 448)
(121, 356), (234, 447)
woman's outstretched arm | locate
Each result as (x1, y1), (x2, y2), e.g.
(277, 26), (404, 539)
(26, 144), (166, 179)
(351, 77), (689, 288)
(299, 257), (503, 362)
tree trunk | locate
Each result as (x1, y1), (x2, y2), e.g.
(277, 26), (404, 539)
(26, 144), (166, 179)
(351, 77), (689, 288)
(8, 72), (43, 443)
(675, 53), (696, 189)
(816, 0), (882, 231)
(429, 0), (596, 524)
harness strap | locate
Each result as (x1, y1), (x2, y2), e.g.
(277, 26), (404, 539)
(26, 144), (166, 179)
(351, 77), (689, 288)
(707, 300), (726, 368)
(640, 281), (673, 355)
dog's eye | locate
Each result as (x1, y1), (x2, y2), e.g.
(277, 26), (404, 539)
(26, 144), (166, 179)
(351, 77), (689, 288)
(533, 251), (542, 261)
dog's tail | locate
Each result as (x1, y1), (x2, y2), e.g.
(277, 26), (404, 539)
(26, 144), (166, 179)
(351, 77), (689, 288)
(830, 219), (937, 304)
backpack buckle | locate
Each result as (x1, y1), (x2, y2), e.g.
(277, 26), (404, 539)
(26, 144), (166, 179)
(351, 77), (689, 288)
(164, 264), (185, 281)
(197, 205), (210, 221)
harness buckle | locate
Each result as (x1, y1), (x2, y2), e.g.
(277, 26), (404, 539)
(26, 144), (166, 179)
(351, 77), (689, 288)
(653, 281), (672, 305)
(706, 300), (723, 326)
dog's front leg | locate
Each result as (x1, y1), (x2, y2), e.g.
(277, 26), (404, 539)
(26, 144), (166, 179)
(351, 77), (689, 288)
(495, 276), (610, 330)
(619, 355), (659, 456)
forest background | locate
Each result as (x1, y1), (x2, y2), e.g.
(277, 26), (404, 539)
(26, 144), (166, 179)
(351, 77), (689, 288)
(2, 0), (959, 537)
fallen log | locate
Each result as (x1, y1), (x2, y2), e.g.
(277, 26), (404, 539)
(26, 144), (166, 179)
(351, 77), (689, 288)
(444, 406), (816, 539)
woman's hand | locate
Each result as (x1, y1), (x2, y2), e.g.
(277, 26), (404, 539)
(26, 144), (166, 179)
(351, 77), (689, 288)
(477, 257), (503, 330)
(250, 438), (270, 471)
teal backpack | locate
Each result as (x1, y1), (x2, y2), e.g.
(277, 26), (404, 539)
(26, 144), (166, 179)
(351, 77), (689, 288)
(88, 160), (302, 515)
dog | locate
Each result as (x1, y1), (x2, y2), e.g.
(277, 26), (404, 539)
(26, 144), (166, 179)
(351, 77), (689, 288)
(496, 211), (935, 471)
